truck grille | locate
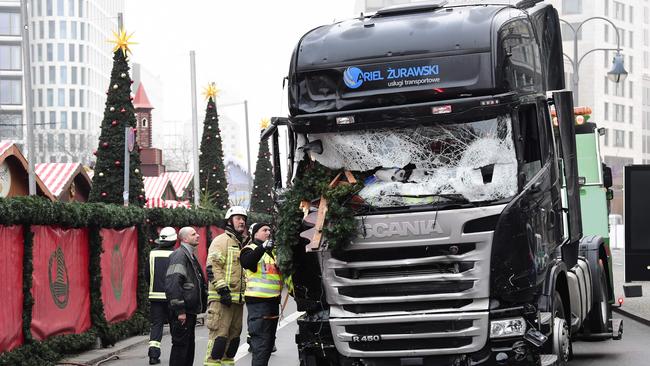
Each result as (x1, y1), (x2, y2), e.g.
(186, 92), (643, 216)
(321, 204), (505, 357)
(349, 337), (472, 351)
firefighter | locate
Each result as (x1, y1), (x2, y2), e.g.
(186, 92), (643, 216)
(146, 226), (177, 365)
(204, 206), (248, 366)
(240, 222), (282, 366)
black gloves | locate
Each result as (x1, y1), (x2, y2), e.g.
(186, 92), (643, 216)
(206, 264), (214, 282)
(217, 287), (232, 306)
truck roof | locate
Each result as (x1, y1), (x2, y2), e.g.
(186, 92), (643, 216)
(295, 3), (522, 72)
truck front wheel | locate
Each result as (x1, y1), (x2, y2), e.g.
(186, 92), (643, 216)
(552, 291), (572, 365)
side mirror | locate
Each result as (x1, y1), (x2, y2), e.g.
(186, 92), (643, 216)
(603, 164), (613, 188)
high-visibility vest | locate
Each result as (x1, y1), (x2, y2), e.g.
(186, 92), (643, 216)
(244, 245), (282, 299)
(149, 249), (173, 300)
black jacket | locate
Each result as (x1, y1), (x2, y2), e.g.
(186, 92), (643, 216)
(165, 245), (208, 315)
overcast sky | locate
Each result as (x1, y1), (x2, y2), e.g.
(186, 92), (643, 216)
(124, 0), (357, 165)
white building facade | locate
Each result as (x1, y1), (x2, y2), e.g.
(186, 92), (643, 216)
(25, 0), (124, 164)
(0, 0), (24, 147)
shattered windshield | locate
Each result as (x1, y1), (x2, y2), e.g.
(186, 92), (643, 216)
(307, 115), (518, 207)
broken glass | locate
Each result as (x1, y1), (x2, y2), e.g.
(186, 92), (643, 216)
(307, 115), (518, 207)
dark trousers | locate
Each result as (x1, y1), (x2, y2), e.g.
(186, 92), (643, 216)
(169, 313), (197, 366)
(247, 301), (279, 366)
(148, 301), (169, 359)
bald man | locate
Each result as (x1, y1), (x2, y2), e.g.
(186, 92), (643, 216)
(165, 226), (208, 366)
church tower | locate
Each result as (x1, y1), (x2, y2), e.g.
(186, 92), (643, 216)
(133, 83), (153, 148)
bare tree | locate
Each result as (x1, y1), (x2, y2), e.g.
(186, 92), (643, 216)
(163, 136), (193, 171)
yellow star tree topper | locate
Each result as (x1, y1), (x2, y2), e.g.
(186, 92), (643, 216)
(260, 118), (271, 129)
(109, 28), (136, 56)
(202, 82), (220, 100)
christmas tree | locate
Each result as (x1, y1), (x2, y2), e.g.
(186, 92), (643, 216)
(250, 119), (274, 214)
(89, 29), (145, 206)
(198, 83), (229, 209)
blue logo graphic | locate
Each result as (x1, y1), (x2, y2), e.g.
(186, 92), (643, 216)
(343, 67), (364, 89)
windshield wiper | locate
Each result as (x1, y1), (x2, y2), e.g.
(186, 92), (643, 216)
(387, 193), (469, 202)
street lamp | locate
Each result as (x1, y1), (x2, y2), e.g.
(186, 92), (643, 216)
(560, 17), (628, 106)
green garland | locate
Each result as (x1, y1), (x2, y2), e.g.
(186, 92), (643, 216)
(275, 161), (363, 275)
(0, 197), (272, 365)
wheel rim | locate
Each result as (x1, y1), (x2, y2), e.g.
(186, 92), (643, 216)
(553, 317), (570, 362)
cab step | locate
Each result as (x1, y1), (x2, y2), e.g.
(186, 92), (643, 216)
(540, 354), (558, 366)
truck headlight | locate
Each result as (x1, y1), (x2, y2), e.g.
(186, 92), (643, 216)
(490, 317), (526, 338)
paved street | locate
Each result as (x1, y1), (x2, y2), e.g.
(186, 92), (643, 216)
(96, 309), (648, 366)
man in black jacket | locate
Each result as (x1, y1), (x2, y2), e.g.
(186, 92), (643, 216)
(165, 226), (208, 366)
(146, 227), (177, 365)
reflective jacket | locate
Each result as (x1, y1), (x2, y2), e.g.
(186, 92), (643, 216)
(207, 228), (246, 304)
(146, 245), (174, 301)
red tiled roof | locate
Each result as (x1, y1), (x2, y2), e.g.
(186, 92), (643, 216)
(133, 83), (153, 109)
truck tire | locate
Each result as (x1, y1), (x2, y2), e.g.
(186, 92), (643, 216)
(551, 291), (572, 365)
(584, 259), (611, 335)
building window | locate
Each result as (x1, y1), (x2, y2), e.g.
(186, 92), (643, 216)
(561, 23), (582, 41)
(49, 66), (55, 83)
(630, 81), (634, 98)
(604, 102), (609, 120)
(79, 45), (84, 62)
(604, 24), (609, 43)
(563, 0), (582, 14)
(79, 89), (84, 107)
(78, 0), (83, 17)
(69, 89), (75, 106)
(71, 66), (77, 84)
(57, 0), (64, 16)
(47, 88), (54, 106)
(38, 134), (43, 153)
(58, 134), (65, 153)
(142, 118), (148, 127)
(614, 129), (625, 147)
(629, 55), (634, 73)
(604, 77), (609, 94)
(37, 44), (42, 61)
(59, 21), (66, 39)
(60, 111), (67, 129)
(58, 88), (65, 106)
(80, 22), (85, 40)
(69, 0), (75, 16)
(603, 129), (609, 146)
(629, 131), (634, 148)
(629, 31), (634, 48)
(47, 43), (53, 61)
(38, 89), (43, 107)
(81, 112), (86, 129)
(614, 1), (625, 21)
(80, 134), (85, 150)
(48, 20), (55, 39)
(614, 103), (625, 122)
(0, 114), (22, 140)
(39, 66), (44, 84)
(70, 134), (76, 151)
(0, 45), (22, 70)
(71, 21), (77, 39)
(72, 111), (78, 129)
(57, 43), (64, 61)
(614, 81), (625, 97)
(69, 44), (75, 61)
(630, 5), (634, 24)
(0, 12), (21, 36)
(49, 111), (55, 130)
(0, 79), (22, 105)
(39, 21), (44, 39)
(47, 0), (53, 15)
(60, 66), (67, 84)
(645, 7), (649, 24)
(629, 105), (634, 124)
